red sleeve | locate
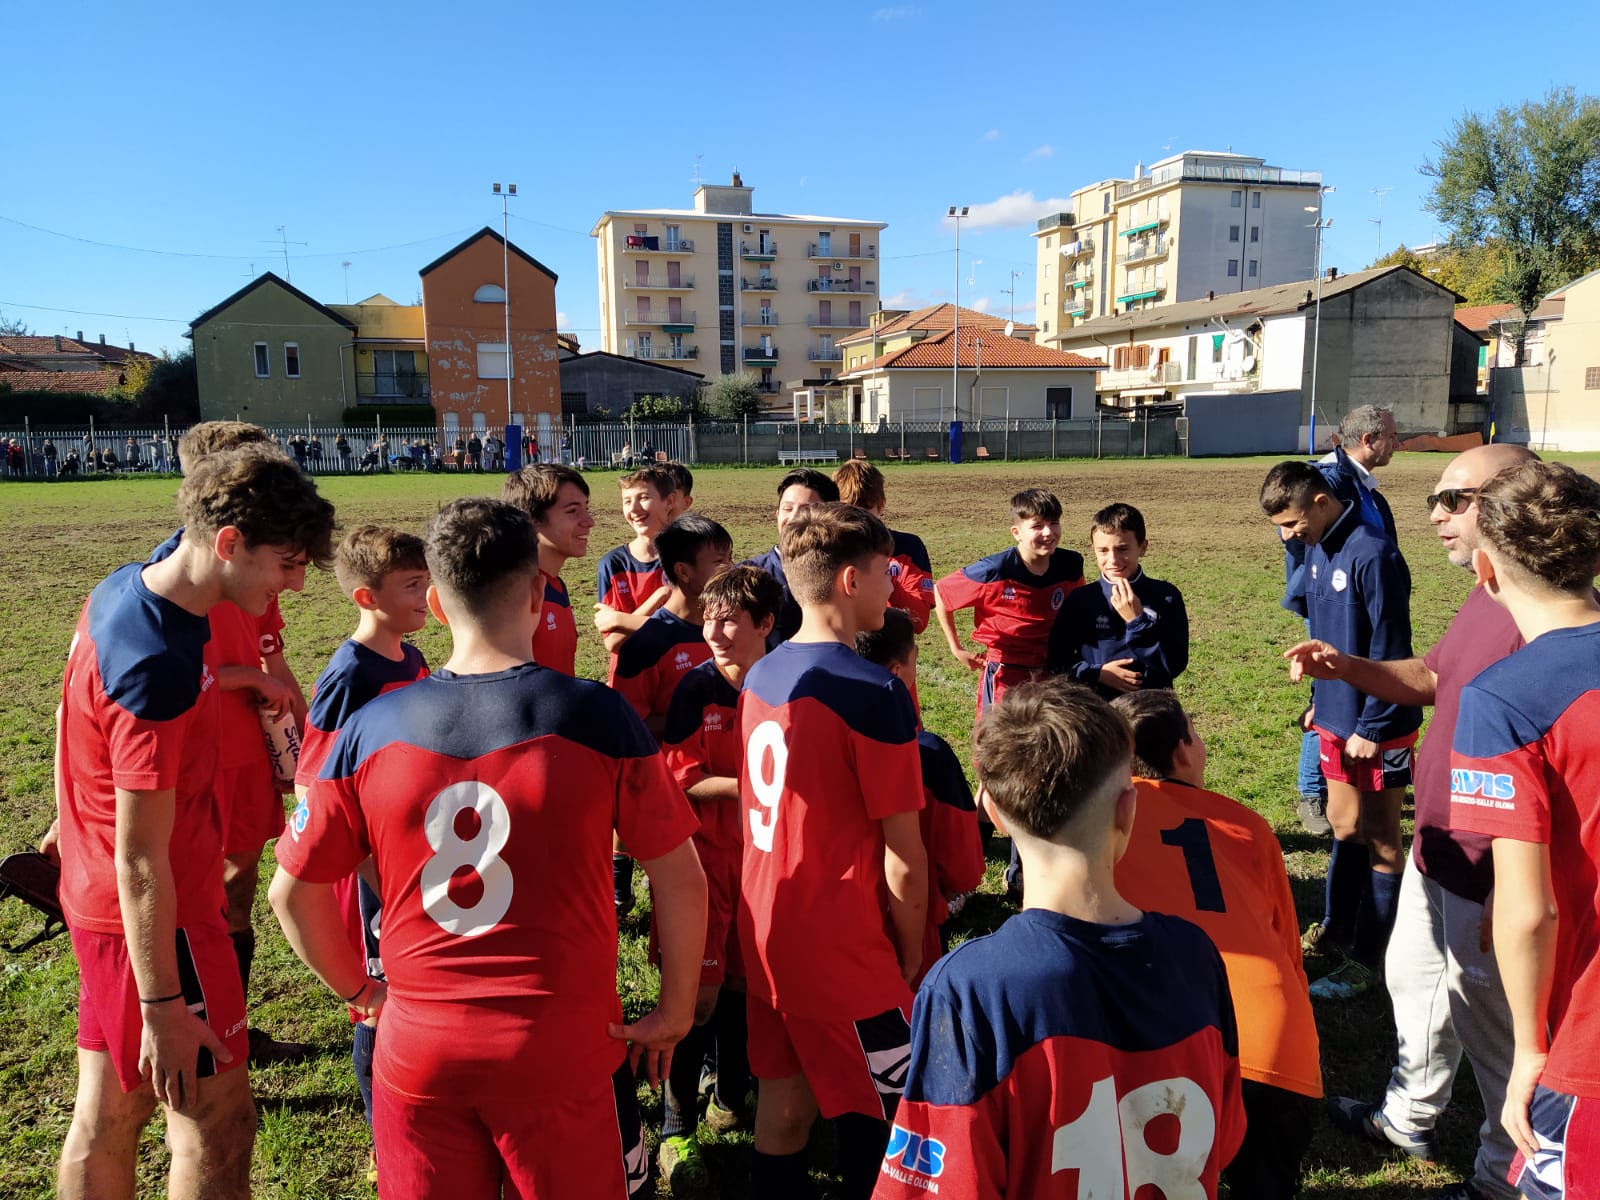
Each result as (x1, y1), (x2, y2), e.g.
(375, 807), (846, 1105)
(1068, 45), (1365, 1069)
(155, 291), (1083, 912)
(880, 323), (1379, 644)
(662, 727), (711, 793)
(615, 752), (700, 861)
(935, 567), (985, 615)
(611, 667), (656, 724)
(857, 730), (924, 822)
(891, 558), (934, 634)
(104, 704), (194, 793)
(275, 774), (369, 884)
(294, 723), (337, 790)
(931, 798), (985, 897)
(877, 1093), (1008, 1198)
(257, 596), (285, 657)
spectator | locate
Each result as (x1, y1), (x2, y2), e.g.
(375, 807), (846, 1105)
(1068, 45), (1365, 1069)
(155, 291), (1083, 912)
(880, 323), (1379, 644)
(485, 433), (503, 471)
(620, 440), (633, 468)
(148, 435), (166, 472)
(42, 439), (58, 478)
(290, 436), (309, 471)
(560, 431), (572, 464)
(307, 437), (322, 472)
(467, 433), (483, 472)
(336, 434), (352, 472)
(528, 433), (540, 464)
(372, 434), (390, 473)
(453, 434), (467, 471)
(168, 434), (180, 472)
(124, 436), (141, 469)
(101, 445), (119, 472)
(61, 448), (81, 477)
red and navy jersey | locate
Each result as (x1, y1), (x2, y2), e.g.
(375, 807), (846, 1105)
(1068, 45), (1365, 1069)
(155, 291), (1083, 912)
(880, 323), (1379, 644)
(738, 640), (924, 1020)
(1451, 622), (1600, 1098)
(935, 547), (1085, 668)
(914, 729), (983, 987)
(295, 639), (429, 789)
(596, 545), (664, 615)
(1306, 505), (1422, 743)
(276, 663), (699, 1101)
(661, 659), (743, 854)
(743, 546), (804, 649)
(610, 608), (712, 725)
(890, 528), (935, 635)
(875, 910), (1246, 1199)
(531, 572), (578, 676)
(1047, 571), (1189, 697)
(56, 563), (223, 935)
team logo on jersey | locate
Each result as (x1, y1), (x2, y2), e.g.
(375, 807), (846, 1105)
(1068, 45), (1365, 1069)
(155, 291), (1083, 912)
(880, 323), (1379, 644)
(1331, 568), (1348, 592)
(616, 577), (632, 595)
(674, 649), (692, 669)
(289, 797), (311, 840)
(546, 611), (557, 630)
(259, 633), (281, 656)
(884, 1126), (946, 1181)
(1002, 584), (1017, 601)
(704, 711), (724, 731)
(1095, 615), (1112, 631)
(1051, 587), (1065, 611)
(1451, 769), (1516, 801)
(200, 664), (216, 693)
(919, 578), (934, 594)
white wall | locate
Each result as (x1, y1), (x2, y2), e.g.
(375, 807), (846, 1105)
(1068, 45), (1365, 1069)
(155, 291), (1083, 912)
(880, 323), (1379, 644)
(1171, 186), (1319, 303)
(1260, 314), (1307, 391)
(878, 368), (1099, 420)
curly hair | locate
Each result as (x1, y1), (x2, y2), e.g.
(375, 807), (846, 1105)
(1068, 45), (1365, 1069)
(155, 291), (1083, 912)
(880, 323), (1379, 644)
(177, 445), (335, 567)
(333, 525), (427, 597)
(1476, 460), (1600, 593)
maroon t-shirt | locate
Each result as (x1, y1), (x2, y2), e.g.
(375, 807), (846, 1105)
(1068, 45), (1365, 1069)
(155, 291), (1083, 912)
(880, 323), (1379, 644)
(1414, 586), (1523, 902)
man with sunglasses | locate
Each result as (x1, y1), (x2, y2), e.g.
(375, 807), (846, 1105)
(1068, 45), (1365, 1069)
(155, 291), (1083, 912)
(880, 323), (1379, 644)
(1285, 442), (1537, 1200)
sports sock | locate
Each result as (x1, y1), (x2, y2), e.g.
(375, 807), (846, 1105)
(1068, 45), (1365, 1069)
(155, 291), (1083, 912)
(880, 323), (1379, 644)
(662, 1019), (712, 1139)
(613, 854), (635, 908)
(230, 929), (256, 998)
(1323, 837), (1365, 942)
(835, 1112), (891, 1200)
(713, 989), (751, 1111)
(352, 1021), (377, 1127)
(1352, 869), (1403, 969)
(750, 1149), (809, 1200)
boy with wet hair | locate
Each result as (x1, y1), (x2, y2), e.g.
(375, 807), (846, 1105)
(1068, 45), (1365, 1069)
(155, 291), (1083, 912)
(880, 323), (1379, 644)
(503, 463), (595, 676)
(595, 463), (684, 652)
(743, 467), (842, 650)
(834, 460), (935, 633)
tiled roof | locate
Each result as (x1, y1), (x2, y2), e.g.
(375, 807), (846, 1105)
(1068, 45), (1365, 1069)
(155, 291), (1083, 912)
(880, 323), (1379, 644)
(837, 302), (1037, 346)
(1452, 303), (1516, 334)
(0, 336), (154, 365)
(0, 368), (120, 395)
(841, 326), (1102, 375)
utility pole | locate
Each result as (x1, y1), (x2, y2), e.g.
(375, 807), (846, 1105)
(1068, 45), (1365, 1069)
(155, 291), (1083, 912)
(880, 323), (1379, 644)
(492, 183), (517, 427)
(947, 206), (968, 423)
(341, 261), (352, 303)
(260, 225), (307, 281)
(1001, 269), (1022, 324)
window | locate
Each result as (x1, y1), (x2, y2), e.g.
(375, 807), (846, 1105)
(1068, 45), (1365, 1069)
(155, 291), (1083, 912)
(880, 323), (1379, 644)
(1043, 319), (1051, 332)
(1250, 226), (1260, 243)
(1187, 335), (1198, 379)
(1227, 259), (1239, 277)
(665, 223), (681, 250)
(1248, 260), (1258, 277)
(1103, 193), (1110, 214)
(1043, 292), (1051, 310)
(473, 283), (507, 303)
(1044, 263), (1051, 279)
(820, 368), (833, 380)
(633, 223), (648, 234)
(283, 343), (300, 378)
(1045, 236), (1053, 248)
(477, 342), (511, 378)
(1046, 387), (1073, 420)
(1229, 225), (1240, 242)
(561, 392), (588, 416)
(1252, 192), (1262, 209)
(253, 342), (270, 377)
(1587, 366), (1600, 390)
(1230, 190), (1242, 208)
(817, 231), (831, 256)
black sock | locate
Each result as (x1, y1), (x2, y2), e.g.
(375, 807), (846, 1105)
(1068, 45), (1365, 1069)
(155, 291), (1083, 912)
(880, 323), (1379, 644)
(835, 1113), (890, 1200)
(750, 1149), (809, 1200)
(1352, 868), (1403, 969)
(1323, 837), (1365, 942)
(613, 854), (635, 907)
(714, 989), (750, 1111)
(230, 929), (256, 999)
(663, 1019), (712, 1139)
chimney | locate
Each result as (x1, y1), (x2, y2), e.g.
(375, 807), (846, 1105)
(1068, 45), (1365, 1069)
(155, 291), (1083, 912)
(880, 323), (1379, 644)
(54, 335), (62, 351)
(1304, 289), (1313, 305)
(732, 169), (743, 187)
(100, 334), (106, 344)
(128, 341), (135, 351)
(1327, 267), (1338, 281)
(1206, 289), (1215, 301)
(77, 330), (84, 341)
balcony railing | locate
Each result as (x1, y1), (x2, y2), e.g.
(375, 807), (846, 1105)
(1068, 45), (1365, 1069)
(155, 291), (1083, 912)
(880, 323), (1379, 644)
(740, 241), (779, 258)
(1036, 211), (1074, 232)
(747, 311), (781, 326)
(623, 236), (695, 253)
(623, 309), (697, 326)
(806, 278), (874, 293)
(1062, 237), (1094, 258)
(1064, 266), (1093, 285)
(633, 345), (700, 361)
(623, 274), (696, 289)
(1100, 362), (1183, 389)
(807, 243), (876, 260)
(808, 314), (864, 327)
(741, 277), (779, 291)
(356, 372), (431, 400)
(1063, 300), (1087, 316)
(743, 346), (780, 362)
(809, 347), (842, 361)
(1121, 236), (1168, 264)
(1116, 162), (1322, 199)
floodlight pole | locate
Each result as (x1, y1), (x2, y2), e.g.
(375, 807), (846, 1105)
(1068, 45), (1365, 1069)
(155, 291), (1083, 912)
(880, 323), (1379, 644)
(493, 182), (517, 426)
(948, 205), (968, 423)
(1305, 187), (1334, 454)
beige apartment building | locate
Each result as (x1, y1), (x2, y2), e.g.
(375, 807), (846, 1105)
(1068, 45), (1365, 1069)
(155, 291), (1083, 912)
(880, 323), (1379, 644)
(592, 173), (886, 406)
(1032, 151), (1325, 350)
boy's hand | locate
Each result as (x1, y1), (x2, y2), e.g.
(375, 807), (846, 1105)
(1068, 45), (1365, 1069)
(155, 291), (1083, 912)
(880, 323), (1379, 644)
(1299, 702), (1316, 732)
(608, 1006), (688, 1090)
(1099, 659), (1144, 692)
(249, 673), (296, 720)
(139, 999), (233, 1111)
(1108, 579), (1143, 624)
(38, 818), (61, 867)
(952, 647), (985, 672)
(1503, 1048), (1548, 1161)
(1344, 734), (1380, 763)
(1284, 639), (1345, 683)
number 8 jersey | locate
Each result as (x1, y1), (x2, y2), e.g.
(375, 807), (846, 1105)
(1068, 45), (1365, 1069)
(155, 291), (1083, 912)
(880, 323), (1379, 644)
(275, 662), (700, 1103)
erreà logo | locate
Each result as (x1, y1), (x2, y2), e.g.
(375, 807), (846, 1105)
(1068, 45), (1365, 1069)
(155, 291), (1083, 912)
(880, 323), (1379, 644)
(1451, 769), (1515, 801)
(884, 1125), (946, 1179)
(674, 649), (691, 668)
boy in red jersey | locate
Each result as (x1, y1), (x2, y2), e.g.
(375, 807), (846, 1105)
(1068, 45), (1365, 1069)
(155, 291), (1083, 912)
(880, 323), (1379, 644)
(293, 526), (431, 1142)
(503, 463), (594, 676)
(1448, 461), (1600, 1198)
(54, 447), (335, 1200)
(834, 460), (935, 634)
(271, 498), (707, 1200)
(1111, 689), (1321, 1199)
(594, 463), (684, 652)
(744, 467), (842, 649)
(654, 564), (785, 1187)
(874, 680), (1245, 1200)
(855, 608), (984, 986)
(739, 502), (928, 1200)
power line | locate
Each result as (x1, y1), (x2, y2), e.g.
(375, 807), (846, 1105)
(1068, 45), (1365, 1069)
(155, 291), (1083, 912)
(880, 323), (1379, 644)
(0, 215), (479, 262)
(0, 299), (606, 333)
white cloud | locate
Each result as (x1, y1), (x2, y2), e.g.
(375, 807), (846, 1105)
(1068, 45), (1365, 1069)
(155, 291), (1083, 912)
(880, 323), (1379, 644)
(556, 310), (571, 328)
(953, 191), (1076, 232)
(871, 4), (921, 20)
(982, 129), (1001, 142)
(881, 289), (922, 308)
(971, 297), (995, 313)
(1024, 144), (1054, 161)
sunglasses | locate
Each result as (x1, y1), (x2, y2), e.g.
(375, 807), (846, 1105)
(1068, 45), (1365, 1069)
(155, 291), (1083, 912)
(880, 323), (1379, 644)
(1426, 487), (1478, 513)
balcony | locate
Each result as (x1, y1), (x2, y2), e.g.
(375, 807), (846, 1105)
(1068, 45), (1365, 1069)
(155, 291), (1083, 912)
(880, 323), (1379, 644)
(623, 235), (695, 253)
(740, 240), (779, 260)
(623, 309), (697, 327)
(1116, 285), (1167, 304)
(356, 372), (431, 400)
(1062, 237), (1094, 258)
(1035, 211), (1075, 232)
(1063, 299), (1087, 316)
(809, 346), (842, 361)
(807, 243), (876, 260)
(1064, 266), (1093, 286)
(622, 274), (696, 289)
(747, 311), (781, 326)
(743, 346), (780, 363)
(1100, 362), (1183, 390)
(634, 345), (700, 362)
(741, 277), (779, 291)
(1116, 162), (1322, 199)
(1121, 236), (1168, 264)
(806, 278), (874, 293)
(808, 313), (864, 328)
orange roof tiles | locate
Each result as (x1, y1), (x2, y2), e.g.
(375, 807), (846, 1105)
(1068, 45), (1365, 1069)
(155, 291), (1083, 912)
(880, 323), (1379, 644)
(1453, 303), (1517, 334)
(837, 303), (1037, 346)
(0, 368), (121, 395)
(841, 326), (1102, 375)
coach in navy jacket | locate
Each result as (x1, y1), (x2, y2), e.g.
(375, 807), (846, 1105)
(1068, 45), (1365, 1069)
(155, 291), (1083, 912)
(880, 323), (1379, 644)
(1047, 571), (1189, 698)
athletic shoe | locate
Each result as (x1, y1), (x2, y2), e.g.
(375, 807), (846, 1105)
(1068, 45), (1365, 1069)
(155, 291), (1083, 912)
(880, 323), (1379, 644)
(1325, 1095), (1441, 1164)
(1297, 794), (1332, 836)
(1309, 959), (1376, 1001)
(704, 1097), (747, 1134)
(946, 891), (974, 919)
(247, 1027), (311, 1066)
(1433, 1182), (1488, 1200)
(658, 1134), (709, 1195)
(366, 1150), (378, 1187)
(1299, 922), (1350, 957)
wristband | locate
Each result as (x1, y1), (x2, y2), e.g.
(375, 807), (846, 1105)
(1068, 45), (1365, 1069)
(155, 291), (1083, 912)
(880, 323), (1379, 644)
(139, 991), (184, 1005)
(343, 978), (373, 1004)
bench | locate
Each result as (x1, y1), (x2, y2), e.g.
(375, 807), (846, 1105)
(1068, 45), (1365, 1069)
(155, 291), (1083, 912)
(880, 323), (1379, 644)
(777, 450), (839, 465)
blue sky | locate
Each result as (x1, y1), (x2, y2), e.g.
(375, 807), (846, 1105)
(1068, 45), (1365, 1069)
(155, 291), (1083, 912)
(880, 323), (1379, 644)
(5, 0), (1596, 357)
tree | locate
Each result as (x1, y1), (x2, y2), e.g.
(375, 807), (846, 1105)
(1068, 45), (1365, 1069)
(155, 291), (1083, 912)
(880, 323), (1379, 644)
(700, 373), (765, 420)
(132, 350), (199, 422)
(1423, 87), (1600, 360)
(1368, 241), (1509, 305)
(625, 393), (686, 421)
(0, 311), (31, 336)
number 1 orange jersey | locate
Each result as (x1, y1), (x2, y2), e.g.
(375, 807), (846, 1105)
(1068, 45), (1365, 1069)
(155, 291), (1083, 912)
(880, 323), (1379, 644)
(1115, 778), (1322, 1099)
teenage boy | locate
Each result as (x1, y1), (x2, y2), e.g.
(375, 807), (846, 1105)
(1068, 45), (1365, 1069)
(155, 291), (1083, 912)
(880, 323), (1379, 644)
(856, 608), (984, 986)
(654, 564), (785, 1188)
(1048, 502), (1188, 698)
(503, 464), (595, 676)
(293, 526), (431, 1139)
(1262, 459), (1421, 1000)
(873, 679), (1245, 1199)
(833, 460), (935, 633)
(271, 498), (707, 1200)
(740, 502), (927, 1200)
(744, 467), (841, 650)
(1111, 689), (1322, 1199)
(54, 447), (335, 1200)
(1448, 460), (1600, 1196)
(934, 486), (1085, 714)
(595, 463), (684, 652)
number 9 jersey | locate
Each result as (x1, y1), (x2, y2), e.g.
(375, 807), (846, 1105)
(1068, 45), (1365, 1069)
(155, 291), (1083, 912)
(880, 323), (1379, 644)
(275, 661), (700, 1103)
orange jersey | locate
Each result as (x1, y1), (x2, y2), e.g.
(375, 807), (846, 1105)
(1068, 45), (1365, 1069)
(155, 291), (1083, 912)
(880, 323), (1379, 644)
(1115, 778), (1322, 1098)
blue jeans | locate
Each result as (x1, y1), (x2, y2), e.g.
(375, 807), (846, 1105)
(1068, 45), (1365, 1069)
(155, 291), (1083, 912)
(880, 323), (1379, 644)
(1298, 729), (1326, 799)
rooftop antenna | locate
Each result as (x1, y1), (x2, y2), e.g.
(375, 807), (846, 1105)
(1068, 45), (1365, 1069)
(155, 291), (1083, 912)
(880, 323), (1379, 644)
(968, 257), (982, 288)
(341, 260), (353, 302)
(1162, 134), (1177, 153)
(691, 154), (703, 186)
(259, 225), (307, 282)
(1000, 268), (1022, 323)
(241, 262), (257, 280)
(1370, 187), (1394, 259)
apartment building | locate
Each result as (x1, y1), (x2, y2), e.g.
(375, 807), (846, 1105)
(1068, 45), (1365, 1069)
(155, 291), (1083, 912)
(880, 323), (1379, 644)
(592, 173), (886, 405)
(1033, 151), (1325, 349)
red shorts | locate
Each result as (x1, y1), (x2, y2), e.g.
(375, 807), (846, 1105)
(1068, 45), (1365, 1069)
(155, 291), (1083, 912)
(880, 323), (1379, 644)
(217, 760), (286, 856)
(1315, 729), (1417, 792)
(1510, 1084), (1600, 1199)
(747, 995), (911, 1120)
(650, 840), (742, 988)
(978, 660), (1044, 715)
(72, 918), (248, 1093)
(373, 1061), (646, 1199)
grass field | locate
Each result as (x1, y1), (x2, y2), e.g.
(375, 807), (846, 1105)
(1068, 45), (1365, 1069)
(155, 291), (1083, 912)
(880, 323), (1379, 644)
(0, 454), (1574, 1198)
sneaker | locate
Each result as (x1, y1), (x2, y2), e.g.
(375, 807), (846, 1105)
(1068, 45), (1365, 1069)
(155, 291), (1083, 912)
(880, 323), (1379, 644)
(1299, 922), (1350, 957)
(1325, 1095), (1440, 1163)
(247, 1027), (312, 1066)
(1433, 1183), (1489, 1200)
(365, 1150), (378, 1187)
(658, 1134), (709, 1194)
(945, 891), (974, 919)
(1297, 794), (1332, 836)
(1309, 959), (1377, 1001)
(704, 1096), (747, 1134)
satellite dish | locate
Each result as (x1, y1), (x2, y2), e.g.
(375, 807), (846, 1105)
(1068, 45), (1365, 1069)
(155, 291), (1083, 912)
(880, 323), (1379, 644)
(1004, 321), (1015, 338)
(1242, 354), (1257, 371)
